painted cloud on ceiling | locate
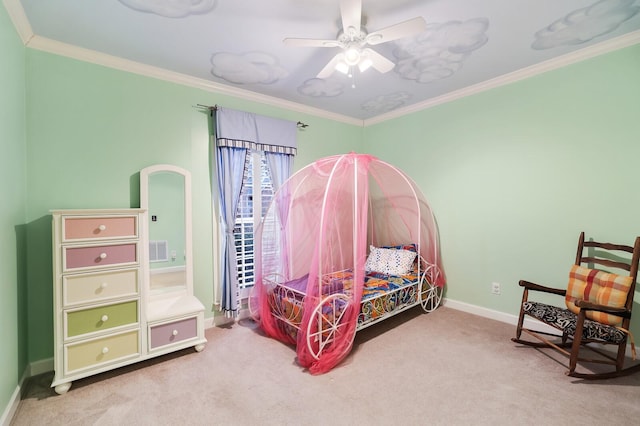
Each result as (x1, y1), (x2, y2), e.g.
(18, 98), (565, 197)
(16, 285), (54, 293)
(118, 0), (217, 18)
(211, 52), (288, 85)
(298, 78), (344, 97)
(393, 18), (489, 84)
(532, 0), (639, 49)
(362, 92), (412, 114)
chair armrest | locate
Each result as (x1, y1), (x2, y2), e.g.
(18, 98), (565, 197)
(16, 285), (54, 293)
(575, 300), (632, 319)
(518, 280), (566, 296)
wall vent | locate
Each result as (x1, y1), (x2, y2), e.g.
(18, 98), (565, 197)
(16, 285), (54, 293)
(149, 240), (169, 262)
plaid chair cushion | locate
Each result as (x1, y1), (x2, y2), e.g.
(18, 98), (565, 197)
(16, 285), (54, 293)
(565, 265), (633, 326)
(523, 301), (627, 344)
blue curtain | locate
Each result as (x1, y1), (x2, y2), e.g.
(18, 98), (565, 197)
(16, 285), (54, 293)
(265, 151), (293, 192)
(214, 107), (297, 317)
(215, 146), (247, 317)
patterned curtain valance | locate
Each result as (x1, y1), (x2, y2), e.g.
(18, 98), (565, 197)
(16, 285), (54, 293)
(216, 138), (296, 155)
(215, 107), (297, 155)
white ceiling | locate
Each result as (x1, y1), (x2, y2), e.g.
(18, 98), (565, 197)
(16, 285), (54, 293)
(9, 0), (640, 123)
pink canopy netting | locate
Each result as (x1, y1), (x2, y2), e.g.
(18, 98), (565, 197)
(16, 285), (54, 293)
(251, 153), (444, 374)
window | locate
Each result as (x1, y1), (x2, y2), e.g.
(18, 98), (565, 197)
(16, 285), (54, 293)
(233, 150), (274, 295)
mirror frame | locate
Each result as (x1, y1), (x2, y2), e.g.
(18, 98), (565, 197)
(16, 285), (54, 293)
(140, 164), (193, 297)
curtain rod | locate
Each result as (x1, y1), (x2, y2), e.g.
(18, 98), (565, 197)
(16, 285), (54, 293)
(194, 104), (308, 129)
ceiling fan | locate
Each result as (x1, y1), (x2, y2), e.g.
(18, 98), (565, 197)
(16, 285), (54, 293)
(284, 0), (426, 79)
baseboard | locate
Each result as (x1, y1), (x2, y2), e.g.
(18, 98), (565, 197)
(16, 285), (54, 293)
(28, 357), (54, 377)
(150, 266), (185, 275)
(0, 386), (19, 426)
(1, 369), (28, 426)
(211, 306), (252, 328)
(442, 297), (560, 335)
(204, 316), (215, 329)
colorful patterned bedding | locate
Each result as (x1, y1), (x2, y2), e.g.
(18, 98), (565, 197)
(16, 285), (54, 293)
(267, 257), (431, 354)
(274, 267), (420, 302)
(269, 267), (422, 332)
(276, 269), (420, 297)
(269, 242), (424, 333)
(320, 269), (420, 300)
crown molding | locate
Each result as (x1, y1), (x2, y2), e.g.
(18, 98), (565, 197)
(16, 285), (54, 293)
(24, 35), (364, 127)
(3, 0), (34, 44)
(7, 0), (639, 129)
(364, 29), (640, 127)
(3, 0), (361, 126)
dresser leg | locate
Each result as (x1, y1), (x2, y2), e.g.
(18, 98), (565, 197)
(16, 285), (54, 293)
(195, 344), (205, 352)
(54, 382), (72, 395)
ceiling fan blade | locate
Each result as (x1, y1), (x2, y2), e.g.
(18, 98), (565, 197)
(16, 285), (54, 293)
(340, 0), (362, 36)
(284, 37), (342, 48)
(365, 16), (427, 45)
(317, 53), (345, 79)
(363, 48), (395, 74)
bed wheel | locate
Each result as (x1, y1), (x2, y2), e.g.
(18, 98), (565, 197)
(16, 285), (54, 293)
(421, 282), (443, 313)
(306, 294), (355, 360)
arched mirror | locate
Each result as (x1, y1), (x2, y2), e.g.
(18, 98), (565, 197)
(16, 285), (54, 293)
(140, 164), (193, 296)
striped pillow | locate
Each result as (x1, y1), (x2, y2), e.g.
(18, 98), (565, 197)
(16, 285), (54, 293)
(565, 265), (633, 326)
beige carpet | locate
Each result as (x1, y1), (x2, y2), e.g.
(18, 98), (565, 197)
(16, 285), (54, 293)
(11, 307), (640, 425)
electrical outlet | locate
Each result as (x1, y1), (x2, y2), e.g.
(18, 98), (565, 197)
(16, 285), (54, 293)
(491, 282), (501, 295)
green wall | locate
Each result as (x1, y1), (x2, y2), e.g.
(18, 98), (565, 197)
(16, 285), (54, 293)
(365, 44), (640, 334)
(0, 4), (27, 420)
(24, 49), (362, 363)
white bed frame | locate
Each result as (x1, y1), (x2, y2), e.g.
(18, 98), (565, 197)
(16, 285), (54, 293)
(261, 254), (443, 360)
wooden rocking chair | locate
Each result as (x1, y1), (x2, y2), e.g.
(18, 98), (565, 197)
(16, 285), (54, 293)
(512, 232), (640, 379)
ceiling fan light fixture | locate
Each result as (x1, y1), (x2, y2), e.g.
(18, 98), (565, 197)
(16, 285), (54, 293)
(335, 61), (350, 74)
(344, 47), (361, 66)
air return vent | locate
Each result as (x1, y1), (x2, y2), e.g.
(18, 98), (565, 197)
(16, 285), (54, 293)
(149, 240), (168, 262)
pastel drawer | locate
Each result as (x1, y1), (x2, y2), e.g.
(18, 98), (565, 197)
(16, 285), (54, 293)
(63, 243), (137, 271)
(149, 317), (197, 350)
(63, 269), (138, 306)
(65, 330), (139, 374)
(66, 300), (138, 339)
(63, 216), (138, 242)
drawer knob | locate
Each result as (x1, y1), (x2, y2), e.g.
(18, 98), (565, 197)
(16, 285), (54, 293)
(172, 329), (179, 336)
(102, 347), (109, 354)
(98, 225), (107, 231)
(101, 315), (109, 322)
(100, 282), (108, 289)
(99, 253), (107, 259)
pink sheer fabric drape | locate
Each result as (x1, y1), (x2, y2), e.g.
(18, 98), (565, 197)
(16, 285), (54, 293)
(252, 153), (444, 374)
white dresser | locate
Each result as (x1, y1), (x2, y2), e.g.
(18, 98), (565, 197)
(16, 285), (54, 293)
(51, 209), (145, 395)
(51, 167), (207, 394)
